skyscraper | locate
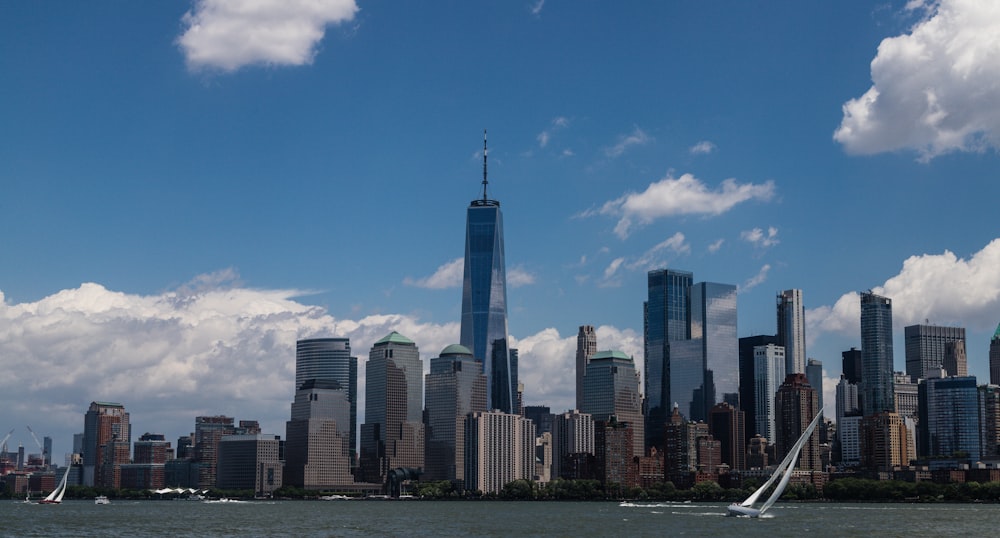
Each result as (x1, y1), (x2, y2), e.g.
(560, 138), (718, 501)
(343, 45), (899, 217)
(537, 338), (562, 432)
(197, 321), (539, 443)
(464, 410), (535, 494)
(692, 282), (738, 418)
(285, 378), (355, 489)
(194, 415), (234, 488)
(708, 402), (746, 471)
(918, 373), (980, 462)
(739, 334), (779, 445)
(575, 325), (597, 411)
(360, 331), (425, 483)
(806, 358), (824, 413)
(460, 133), (515, 413)
(860, 291), (895, 415)
(644, 268), (693, 450)
(753, 344), (785, 441)
(294, 338), (358, 460)
(581, 350), (644, 456)
(991, 323), (1000, 385)
(842, 347), (862, 385)
(551, 410), (594, 479)
(774, 373), (821, 471)
(904, 324), (966, 382)
(777, 289), (806, 375)
(82, 401), (130, 487)
(424, 344), (487, 486)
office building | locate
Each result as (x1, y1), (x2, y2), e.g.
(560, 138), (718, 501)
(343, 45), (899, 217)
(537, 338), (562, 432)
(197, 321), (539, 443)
(893, 372), (918, 421)
(460, 135), (515, 413)
(905, 324), (966, 382)
(917, 372), (980, 463)
(739, 335), (779, 445)
(754, 343), (785, 441)
(194, 415), (235, 488)
(842, 348), (862, 385)
(360, 331), (425, 483)
(837, 415), (862, 467)
(979, 385), (1000, 459)
(861, 412), (910, 470)
(464, 410), (535, 494)
(644, 268), (693, 450)
(216, 434), (282, 496)
(692, 282), (739, 419)
(523, 406), (553, 436)
(285, 379), (355, 489)
(991, 323), (1000, 385)
(664, 406), (708, 488)
(294, 338), (358, 457)
(424, 344), (487, 485)
(82, 401), (130, 487)
(860, 291), (895, 415)
(581, 350), (644, 456)
(708, 402), (746, 471)
(575, 325), (597, 411)
(774, 373), (820, 471)
(777, 289), (806, 375)
(806, 358), (823, 413)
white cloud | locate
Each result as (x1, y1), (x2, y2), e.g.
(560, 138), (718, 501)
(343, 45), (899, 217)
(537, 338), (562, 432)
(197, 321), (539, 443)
(177, 0), (359, 72)
(708, 239), (725, 253)
(507, 266), (537, 288)
(834, 0), (1000, 160)
(807, 238), (1000, 342)
(689, 140), (717, 155)
(403, 258), (463, 289)
(597, 234), (690, 288)
(593, 173), (776, 239)
(603, 257), (626, 280)
(604, 127), (652, 158)
(740, 264), (771, 293)
(530, 0), (545, 16)
(537, 116), (569, 148)
(741, 226), (780, 248)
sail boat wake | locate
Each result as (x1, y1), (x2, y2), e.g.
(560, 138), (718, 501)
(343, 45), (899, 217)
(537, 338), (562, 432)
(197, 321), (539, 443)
(38, 468), (70, 505)
(727, 409), (824, 518)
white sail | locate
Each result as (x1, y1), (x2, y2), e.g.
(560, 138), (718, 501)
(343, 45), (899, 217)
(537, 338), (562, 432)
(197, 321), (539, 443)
(728, 408), (824, 517)
(41, 468), (70, 504)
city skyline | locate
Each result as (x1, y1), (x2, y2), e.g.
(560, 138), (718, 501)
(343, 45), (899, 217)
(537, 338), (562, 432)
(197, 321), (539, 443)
(3, 1), (1000, 455)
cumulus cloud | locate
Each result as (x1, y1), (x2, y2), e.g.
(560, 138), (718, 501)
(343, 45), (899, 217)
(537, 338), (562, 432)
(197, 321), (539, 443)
(0, 272), (615, 454)
(689, 140), (717, 155)
(598, 233), (690, 287)
(177, 0), (359, 72)
(834, 0), (1000, 160)
(604, 127), (652, 158)
(507, 266), (537, 288)
(589, 173), (775, 239)
(807, 238), (1000, 342)
(708, 239), (725, 253)
(741, 226), (780, 248)
(740, 264), (772, 293)
(403, 258), (464, 289)
(536, 116), (569, 148)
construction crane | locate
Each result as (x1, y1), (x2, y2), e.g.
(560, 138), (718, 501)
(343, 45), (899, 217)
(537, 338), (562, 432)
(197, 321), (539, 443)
(26, 426), (47, 465)
(0, 428), (14, 455)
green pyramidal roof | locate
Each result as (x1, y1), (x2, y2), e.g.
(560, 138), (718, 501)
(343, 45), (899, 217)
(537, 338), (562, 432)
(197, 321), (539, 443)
(994, 322), (1000, 340)
(590, 350), (631, 361)
(440, 344), (473, 356)
(374, 331), (414, 345)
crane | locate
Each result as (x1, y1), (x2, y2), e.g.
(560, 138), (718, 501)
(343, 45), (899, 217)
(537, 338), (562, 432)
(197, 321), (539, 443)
(26, 426), (47, 464)
(0, 428), (14, 455)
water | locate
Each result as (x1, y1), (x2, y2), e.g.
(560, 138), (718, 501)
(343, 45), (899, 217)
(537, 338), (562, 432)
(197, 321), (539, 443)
(4, 500), (998, 537)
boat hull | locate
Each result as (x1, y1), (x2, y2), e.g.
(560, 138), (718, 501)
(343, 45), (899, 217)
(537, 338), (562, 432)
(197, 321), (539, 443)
(726, 504), (762, 518)
(37, 500), (61, 505)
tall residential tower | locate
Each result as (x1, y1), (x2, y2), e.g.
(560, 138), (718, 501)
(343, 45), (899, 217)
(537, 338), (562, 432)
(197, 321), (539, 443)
(860, 291), (895, 415)
(777, 289), (806, 375)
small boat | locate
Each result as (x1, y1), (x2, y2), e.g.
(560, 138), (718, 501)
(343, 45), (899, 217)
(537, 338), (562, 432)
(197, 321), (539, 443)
(94, 495), (110, 505)
(727, 409), (824, 518)
(38, 469), (70, 505)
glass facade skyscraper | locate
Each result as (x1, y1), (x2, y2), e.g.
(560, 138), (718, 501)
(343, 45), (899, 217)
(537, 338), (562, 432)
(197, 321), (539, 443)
(861, 291), (895, 415)
(777, 289), (806, 375)
(424, 344), (487, 484)
(918, 374), (980, 462)
(644, 268), (693, 449)
(294, 338), (357, 453)
(460, 140), (515, 413)
(692, 282), (738, 420)
(581, 350), (644, 457)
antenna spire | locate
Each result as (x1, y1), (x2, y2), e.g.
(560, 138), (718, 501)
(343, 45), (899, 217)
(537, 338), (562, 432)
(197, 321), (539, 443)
(482, 129), (489, 201)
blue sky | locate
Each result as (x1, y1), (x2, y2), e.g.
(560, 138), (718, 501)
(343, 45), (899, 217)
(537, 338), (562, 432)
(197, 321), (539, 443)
(3, 0), (1000, 458)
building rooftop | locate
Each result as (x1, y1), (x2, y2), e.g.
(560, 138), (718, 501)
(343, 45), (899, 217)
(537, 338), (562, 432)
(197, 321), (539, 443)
(374, 331), (414, 346)
(590, 350), (631, 361)
(440, 344), (473, 356)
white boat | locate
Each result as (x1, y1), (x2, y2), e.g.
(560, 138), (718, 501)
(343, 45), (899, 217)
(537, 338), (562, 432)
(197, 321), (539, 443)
(94, 495), (110, 505)
(38, 469), (70, 505)
(727, 409), (824, 518)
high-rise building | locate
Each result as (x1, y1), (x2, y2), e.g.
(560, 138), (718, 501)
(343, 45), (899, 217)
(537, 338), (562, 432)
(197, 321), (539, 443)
(664, 406), (708, 488)
(424, 344), (487, 486)
(360, 331), (425, 484)
(216, 434), (282, 496)
(194, 415), (235, 488)
(594, 419), (638, 493)
(842, 348), (862, 385)
(835, 375), (860, 422)
(860, 412), (909, 470)
(739, 335), (779, 445)
(551, 410), (594, 479)
(917, 372), (980, 463)
(978, 385), (1000, 459)
(464, 410), (535, 494)
(82, 401), (130, 487)
(806, 358), (824, 413)
(944, 340), (967, 377)
(133, 433), (170, 464)
(753, 343), (785, 441)
(893, 372), (918, 421)
(644, 268), (693, 450)
(523, 406), (553, 436)
(860, 291), (895, 415)
(294, 338), (358, 457)
(692, 282), (739, 419)
(774, 373), (820, 471)
(904, 324), (966, 382)
(708, 402), (746, 471)
(991, 323), (1000, 385)
(837, 415), (862, 467)
(460, 134), (515, 413)
(777, 289), (806, 375)
(581, 350), (644, 457)
(575, 325), (597, 411)
(285, 379), (355, 489)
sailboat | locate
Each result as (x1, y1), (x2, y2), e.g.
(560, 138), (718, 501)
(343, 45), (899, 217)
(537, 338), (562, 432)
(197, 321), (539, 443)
(727, 409), (824, 518)
(38, 469), (70, 505)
